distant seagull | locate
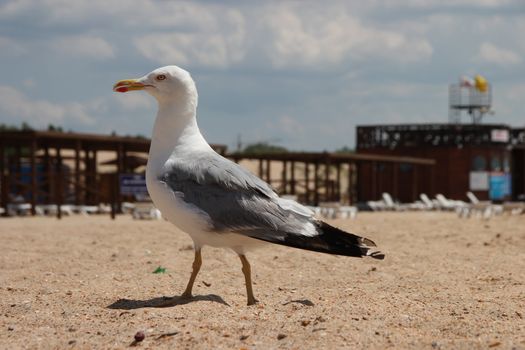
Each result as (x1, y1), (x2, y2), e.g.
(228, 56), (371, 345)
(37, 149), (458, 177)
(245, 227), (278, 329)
(114, 66), (384, 306)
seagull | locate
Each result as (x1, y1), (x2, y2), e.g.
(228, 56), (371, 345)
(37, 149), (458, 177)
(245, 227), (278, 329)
(113, 66), (384, 306)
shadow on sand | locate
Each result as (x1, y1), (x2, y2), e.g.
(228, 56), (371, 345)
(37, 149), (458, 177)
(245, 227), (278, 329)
(107, 294), (229, 309)
(282, 299), (315, 306)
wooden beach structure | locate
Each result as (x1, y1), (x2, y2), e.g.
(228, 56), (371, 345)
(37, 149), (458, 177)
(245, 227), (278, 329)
(0, 130), (226, 218)
(0, 130), (436, 217)
(229, 152), (436, 205)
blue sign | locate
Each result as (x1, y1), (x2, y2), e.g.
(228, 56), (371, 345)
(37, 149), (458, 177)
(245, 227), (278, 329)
(489, 172), (511, 200)
(120, 174), (148, 196)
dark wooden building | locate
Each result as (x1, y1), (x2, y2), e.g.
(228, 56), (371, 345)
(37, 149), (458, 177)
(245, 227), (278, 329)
(357, 124), (524, 202)
(512, 128), (525, 200)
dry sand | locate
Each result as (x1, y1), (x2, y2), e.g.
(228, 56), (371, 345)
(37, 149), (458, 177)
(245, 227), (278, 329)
(1, 212), (524, 349)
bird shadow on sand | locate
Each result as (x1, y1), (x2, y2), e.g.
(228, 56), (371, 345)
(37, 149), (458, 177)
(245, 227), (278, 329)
(107, 294), (229, 310)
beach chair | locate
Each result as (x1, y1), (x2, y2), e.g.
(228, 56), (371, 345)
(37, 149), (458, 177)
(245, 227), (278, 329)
(367, 197), (386, 211)
(382, 192), (418, 211)
(464, 191), (502, 219)
(35, 204), (73, 216)
(435, 194), (454, 210)
(7, 203), (32, 216)
(382, 193), (399, 210)
(76, 205), (100, 215)
(318, 202), (358, 220)
(122, 202), (136, 214)
(419, 194), (436, 210)
(338, 206), (358, 219)
(97, 203), (111, 214)
(502, 202), (525, 215)
(403, 201), (425, 211)
(435, 194), (467, 213)
(319, 202), (340, 219)
(132, 202), (162, 220)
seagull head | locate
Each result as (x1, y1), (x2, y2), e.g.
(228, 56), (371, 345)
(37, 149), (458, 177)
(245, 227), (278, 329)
(113, 65), (197, 107)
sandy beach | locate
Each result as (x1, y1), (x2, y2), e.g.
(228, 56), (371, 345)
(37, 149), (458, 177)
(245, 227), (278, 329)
(1, 212), (524, 349)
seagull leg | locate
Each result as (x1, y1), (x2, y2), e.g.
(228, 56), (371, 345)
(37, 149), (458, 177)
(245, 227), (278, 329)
(181, 248), (202, 298)
(239, 254), (258, 306)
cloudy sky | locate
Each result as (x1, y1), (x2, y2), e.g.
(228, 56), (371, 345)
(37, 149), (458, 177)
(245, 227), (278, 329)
(0, 0), (524, 151)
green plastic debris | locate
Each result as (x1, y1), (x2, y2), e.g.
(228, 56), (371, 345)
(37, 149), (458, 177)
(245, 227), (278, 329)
(153, 266), (166, 274)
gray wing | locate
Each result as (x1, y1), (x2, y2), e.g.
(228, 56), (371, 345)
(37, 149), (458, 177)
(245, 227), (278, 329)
(159, 151), (316, 241)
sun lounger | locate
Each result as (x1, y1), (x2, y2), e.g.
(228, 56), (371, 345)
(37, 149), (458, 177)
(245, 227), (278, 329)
(463, 192), (503, 219)
(382, 193), (398, 210)
(367, 199), (386, 211)
(435, 194), (467, 212)
(338, 206), (358, 219)
(35, 204), (73, 216)
(7, 203), (32, 216)
(132, 202), (162, 220)
(319, 202), (339, 219)
(501, 202), (525, 215)
(419, 194), (436, 210)
(318, 202), (358, 219)
(76, 205), (101, 215)
(122, 202), (136, 214)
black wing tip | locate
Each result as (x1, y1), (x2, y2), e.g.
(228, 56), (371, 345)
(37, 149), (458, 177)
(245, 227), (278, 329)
(360, 237), (377, 247)
(368, 251), (385, 260)
(247, 221), (385, 259)
(290, 221), (384, 259)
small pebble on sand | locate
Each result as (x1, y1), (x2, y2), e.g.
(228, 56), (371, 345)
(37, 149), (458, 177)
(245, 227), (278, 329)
(134, 331), (145, 342)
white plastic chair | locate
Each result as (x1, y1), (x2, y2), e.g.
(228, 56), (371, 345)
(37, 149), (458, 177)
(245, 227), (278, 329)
(419, 194), (435, 210)
(464, 191), (501, 219)
(132, 202), (162, 220)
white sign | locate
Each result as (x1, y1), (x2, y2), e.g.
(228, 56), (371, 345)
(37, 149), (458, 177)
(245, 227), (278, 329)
(491, 129), (509, 143)
(470, 171), (489, 191)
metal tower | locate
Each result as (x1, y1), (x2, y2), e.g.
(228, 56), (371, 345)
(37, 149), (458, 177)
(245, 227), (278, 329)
(449, 75), (492, 124)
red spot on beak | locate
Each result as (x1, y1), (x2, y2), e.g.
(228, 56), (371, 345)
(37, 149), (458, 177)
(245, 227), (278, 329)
(113, 79), (146, 93)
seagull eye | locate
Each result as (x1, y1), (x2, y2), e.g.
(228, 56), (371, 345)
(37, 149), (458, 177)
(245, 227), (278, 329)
(156, 74), (166, 81)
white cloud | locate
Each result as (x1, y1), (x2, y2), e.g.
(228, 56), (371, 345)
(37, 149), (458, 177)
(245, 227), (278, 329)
(113, 93), (153, 111)
(477, 42), (521, 65)
(0, 0), (31, 17)
(0, 0), (125, 23)
(52, 35), (115, 60)
(377, 0), (515, 8)
(0, 0), (222, 28)
(3, 0), (246, 68)
(2, 1), (435, 69)
(134, 9), (245, 68)
(262, 4), (433, 68)
(0, 36), (26, 56)
(0, 85), (96, 127)
(135, 32), (243, 68)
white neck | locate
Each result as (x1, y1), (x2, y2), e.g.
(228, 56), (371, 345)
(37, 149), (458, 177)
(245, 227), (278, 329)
(147, 101), (211, 177)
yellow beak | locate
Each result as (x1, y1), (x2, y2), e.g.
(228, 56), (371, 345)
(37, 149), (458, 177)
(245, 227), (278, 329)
(113, 79), (146, 93)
